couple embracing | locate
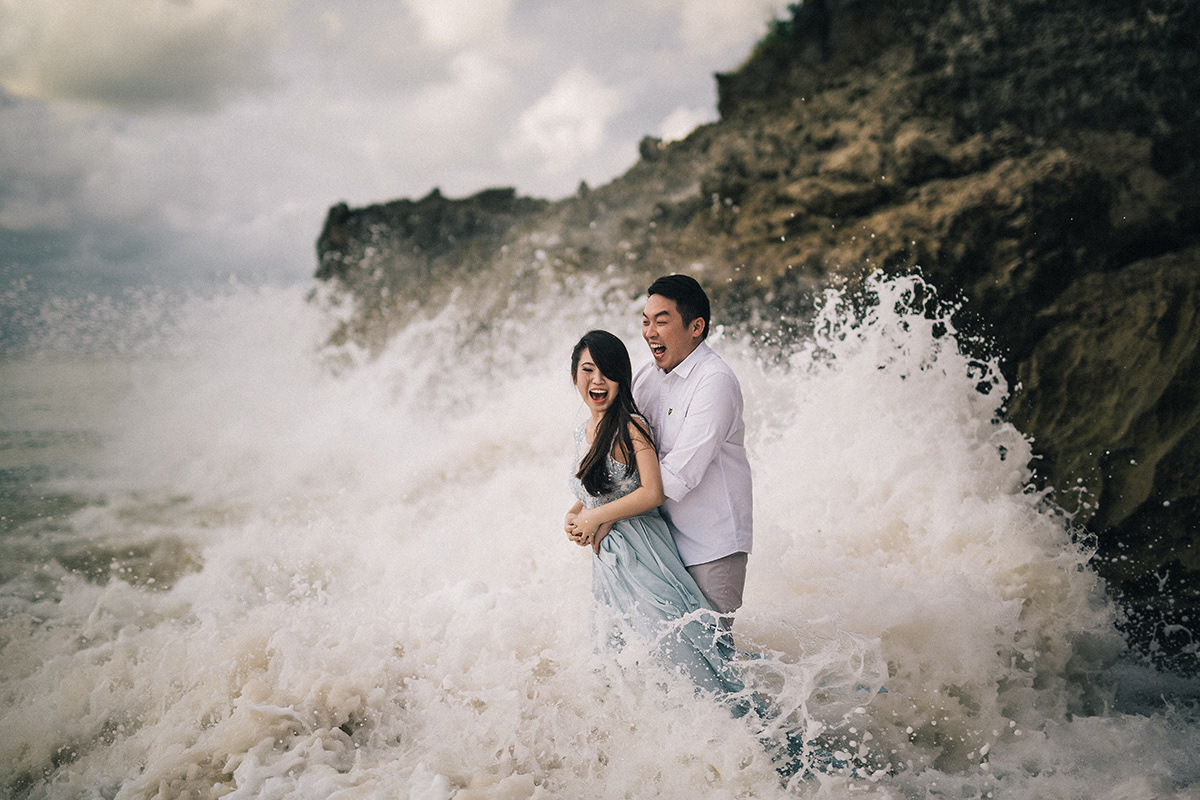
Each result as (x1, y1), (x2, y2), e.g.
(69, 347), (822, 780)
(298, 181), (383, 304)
(564, 274), (753, 694)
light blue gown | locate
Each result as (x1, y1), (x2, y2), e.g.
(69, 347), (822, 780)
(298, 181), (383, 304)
(569, 421), (745, 695)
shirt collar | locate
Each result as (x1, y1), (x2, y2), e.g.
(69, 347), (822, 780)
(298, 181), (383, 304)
(663, 341), (711, 380)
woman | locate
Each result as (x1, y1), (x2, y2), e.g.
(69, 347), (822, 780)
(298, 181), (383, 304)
(564, 330), (744, 695)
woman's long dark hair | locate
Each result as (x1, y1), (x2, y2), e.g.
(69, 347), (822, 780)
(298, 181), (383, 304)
(571, 330), (654, 497)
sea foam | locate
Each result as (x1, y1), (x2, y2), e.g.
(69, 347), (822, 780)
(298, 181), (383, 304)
(1, 274), (1197, 798)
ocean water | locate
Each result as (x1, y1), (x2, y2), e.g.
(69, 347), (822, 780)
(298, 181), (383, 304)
(2, 275), (1199, 799)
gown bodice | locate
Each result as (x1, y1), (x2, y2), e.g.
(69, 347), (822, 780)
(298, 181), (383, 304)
(569, 420), (643, 508)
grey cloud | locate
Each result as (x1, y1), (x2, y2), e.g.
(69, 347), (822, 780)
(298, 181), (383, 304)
(0, 92), (98, 233)
(0, 92), (221, 292)
(281, 2), (459, 94)
(0, 0), (792, 306)
(0, 1), (282, 113)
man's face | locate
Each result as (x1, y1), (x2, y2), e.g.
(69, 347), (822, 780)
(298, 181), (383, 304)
(642, 294), (704, 373)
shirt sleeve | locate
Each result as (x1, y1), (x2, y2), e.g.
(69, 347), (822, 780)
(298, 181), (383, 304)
(658, 370), (742, 502)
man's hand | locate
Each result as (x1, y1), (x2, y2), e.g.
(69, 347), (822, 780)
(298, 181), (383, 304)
(591, 522), (614, 554)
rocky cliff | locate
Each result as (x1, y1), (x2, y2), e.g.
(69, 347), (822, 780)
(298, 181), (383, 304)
(314, 0), (1200, 669)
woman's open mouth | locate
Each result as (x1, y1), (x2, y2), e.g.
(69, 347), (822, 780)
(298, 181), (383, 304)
(589, 389), (609, 403)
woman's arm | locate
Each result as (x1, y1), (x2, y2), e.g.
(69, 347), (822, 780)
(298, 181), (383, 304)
(571, 423), (664, 549)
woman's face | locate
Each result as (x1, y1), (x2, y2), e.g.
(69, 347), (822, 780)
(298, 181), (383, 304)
(574, 347), (618, 414)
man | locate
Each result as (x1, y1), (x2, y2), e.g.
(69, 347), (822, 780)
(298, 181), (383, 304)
(632, 274), (753, 624)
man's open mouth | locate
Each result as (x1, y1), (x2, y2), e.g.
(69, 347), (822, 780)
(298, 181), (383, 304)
(650, 344), (666, 358)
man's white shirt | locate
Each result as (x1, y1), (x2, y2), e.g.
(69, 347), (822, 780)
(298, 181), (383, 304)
(632, 342), (753, 566)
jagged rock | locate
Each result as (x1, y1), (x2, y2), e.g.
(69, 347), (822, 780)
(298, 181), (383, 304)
(1007, 248), (1200, 658)
(313, 0), (1200, 665)
(314, 187), (549, 345)
(316, 187), (549, 285)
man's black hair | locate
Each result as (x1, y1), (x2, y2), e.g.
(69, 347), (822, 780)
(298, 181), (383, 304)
(647, 274), (711, 340)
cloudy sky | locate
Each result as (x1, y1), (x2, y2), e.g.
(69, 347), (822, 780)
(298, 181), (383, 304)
(0, 0), (787, 293)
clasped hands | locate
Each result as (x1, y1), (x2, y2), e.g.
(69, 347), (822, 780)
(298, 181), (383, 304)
(564, 510), (612, 554)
